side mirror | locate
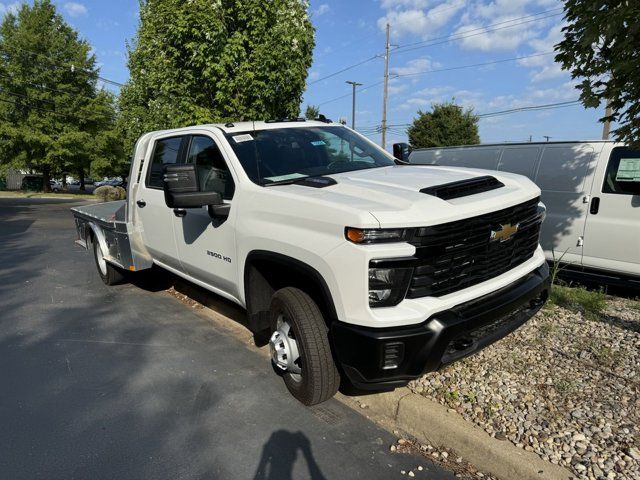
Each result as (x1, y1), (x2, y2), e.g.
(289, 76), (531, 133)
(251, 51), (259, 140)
(163, 164), (223, 209)
(393, 143), (412, 163)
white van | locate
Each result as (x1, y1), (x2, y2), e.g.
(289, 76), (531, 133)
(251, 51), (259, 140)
(404, 141), (640, 285)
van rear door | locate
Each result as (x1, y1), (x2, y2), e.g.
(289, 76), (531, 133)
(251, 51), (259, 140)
(533, 144), (598, 265)
(582, 146), (640, 276)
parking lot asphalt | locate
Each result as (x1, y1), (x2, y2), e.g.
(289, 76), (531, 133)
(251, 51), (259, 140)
(0, 198), (456, 480)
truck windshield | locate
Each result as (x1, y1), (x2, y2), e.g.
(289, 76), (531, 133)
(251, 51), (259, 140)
(224, 126), (395, 185)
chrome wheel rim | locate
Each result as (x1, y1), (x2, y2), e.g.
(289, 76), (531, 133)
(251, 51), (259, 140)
(269, 314), (302, 382)
(96, 242), (107, 276)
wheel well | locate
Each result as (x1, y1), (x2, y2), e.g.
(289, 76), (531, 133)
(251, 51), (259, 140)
(244, 252), (337, 335)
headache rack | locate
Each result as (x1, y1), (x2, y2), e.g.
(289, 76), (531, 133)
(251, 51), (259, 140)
(406, 197), (542, 298)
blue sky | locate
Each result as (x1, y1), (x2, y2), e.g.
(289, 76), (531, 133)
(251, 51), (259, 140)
(1, 0), (608, 147)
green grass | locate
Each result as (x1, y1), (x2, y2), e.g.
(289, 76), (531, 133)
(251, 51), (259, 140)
(0, 190), (95, 199)
(548, 284), (607, 320)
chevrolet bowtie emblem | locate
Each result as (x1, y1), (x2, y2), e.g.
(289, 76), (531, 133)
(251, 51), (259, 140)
(491, 223), (520, 242)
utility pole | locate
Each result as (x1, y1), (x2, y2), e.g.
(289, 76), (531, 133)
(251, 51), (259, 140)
(602, 99), (612, 140)
(543, 136), (551, 142)
(346, 81), (363, 130)
(381, 22), (390, 150)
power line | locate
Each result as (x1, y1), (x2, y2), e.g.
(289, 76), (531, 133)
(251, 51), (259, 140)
(0, 45), (125, 87)
(313, 0), (467, 62)
(368, 100), (583, 133)
(394, 51), (554, 78)
(394, 7), (563, 53)
(309, 8), (563, 89)
(392, 12), (563, 56)
(308, 55), (380, 86)
(477, 100), (582, 118)
(317, 51), (556, 107)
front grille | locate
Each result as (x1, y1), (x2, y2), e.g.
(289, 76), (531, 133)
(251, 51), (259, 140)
(406, 197), (541, 298)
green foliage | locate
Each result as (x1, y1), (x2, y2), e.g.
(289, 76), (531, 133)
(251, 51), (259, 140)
(0, 1), (121, 190)
(304, 104), (320, 120)
(549, 284), (607, 321)
(408, 101), (480, 149)
(555, 1), (640, 147)
(94, 185), (126, 202)
(119, 0), (315, 151)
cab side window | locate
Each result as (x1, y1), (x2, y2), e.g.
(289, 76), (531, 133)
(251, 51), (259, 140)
(147, 136), (186, 189)
(603, 147), (640, 195)
(187, 135), (235, 200)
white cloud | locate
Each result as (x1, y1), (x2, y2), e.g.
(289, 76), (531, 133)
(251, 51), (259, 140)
(380, 0), (433, 8)
(517, 21), (567, 82)
(313, 4), (330, 17)
(377, 1), (464, 40)
(454, 0), (559, 52)
(390, 57), (440, 76)
(63, 2), (88, 18)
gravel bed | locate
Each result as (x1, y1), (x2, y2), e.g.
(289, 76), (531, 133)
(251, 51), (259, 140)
(409, 296), (640, 480)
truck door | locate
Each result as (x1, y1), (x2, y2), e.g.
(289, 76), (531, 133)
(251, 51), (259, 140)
(136, 135), (189, 270)
(533, 144), (598, 265)
(173, 133), (239, 297)
(582, 146), (640, 276)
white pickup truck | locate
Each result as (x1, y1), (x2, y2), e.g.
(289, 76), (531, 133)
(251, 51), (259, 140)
(72, 119), (550, 405)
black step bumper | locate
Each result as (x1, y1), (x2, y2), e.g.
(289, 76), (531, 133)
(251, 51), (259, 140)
(331, 263), (550, 390)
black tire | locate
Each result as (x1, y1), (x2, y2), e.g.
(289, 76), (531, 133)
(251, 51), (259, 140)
(270, 287), (340, 406)
(92, 238), (125, 285)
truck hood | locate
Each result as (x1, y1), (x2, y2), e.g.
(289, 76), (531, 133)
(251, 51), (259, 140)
(279, 165), (541, 228)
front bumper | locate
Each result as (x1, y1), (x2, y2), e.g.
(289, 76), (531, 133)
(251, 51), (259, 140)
(330, 263), (550, 390)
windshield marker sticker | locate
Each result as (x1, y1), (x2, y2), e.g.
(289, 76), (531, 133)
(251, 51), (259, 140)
(311, 140), (326, 147)
(233, 134), (254, 143)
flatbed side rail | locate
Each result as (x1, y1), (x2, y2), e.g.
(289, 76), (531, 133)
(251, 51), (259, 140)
(71, 204), (137, 272)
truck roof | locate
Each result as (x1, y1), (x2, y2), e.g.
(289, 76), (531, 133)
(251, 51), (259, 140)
(144, 119), (339, 136)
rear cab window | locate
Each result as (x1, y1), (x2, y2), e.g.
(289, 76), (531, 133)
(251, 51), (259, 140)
(603, 147), (640, 195)
(146, 136), (188, 189)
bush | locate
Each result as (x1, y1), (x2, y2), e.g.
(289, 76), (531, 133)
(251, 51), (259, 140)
(94, 186), (126, 202)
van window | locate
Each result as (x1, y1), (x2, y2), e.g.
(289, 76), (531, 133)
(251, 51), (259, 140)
(498, 147), (540, 180)
(187, 136), (235, 200)
(603, 147), (640, 195)
(147, 136), (186, 188)
(536, 145), (595, 192)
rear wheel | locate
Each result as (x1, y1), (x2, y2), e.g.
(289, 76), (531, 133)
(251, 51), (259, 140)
(269, 287), (340, 405)
(92, 238), (124, 285)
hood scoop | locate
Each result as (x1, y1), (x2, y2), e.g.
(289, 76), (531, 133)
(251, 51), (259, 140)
(420, 175), (504, 200)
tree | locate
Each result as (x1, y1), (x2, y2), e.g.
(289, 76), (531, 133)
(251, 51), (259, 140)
(304, 104), (319, 120)
(0, 0), (117, 191)
(555, 1), (640, 147)
(408, 101), (480, 149)
(119, 0), (315, 151)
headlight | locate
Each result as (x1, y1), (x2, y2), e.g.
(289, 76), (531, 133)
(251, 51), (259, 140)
(345, 227), (407, 244)
(369, 267), (413, 307)
(537, 202), (547, 222)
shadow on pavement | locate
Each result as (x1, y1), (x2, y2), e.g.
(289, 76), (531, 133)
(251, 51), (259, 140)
(253, 430), (327, 480)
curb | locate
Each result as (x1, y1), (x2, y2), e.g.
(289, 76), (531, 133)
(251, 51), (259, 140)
(339, 388), (574, 480)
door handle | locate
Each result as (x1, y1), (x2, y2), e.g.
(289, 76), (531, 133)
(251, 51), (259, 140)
(173, 209), (187, 218)
(590, 197), (600, 215)
(136, 200), (146, 208)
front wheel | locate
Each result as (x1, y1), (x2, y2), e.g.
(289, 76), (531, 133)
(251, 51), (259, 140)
(269, 287), (340, 406)
(92, 238), (124, 285)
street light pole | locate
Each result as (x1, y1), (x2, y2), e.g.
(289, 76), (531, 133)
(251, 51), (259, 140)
(345, 80), (363, 130)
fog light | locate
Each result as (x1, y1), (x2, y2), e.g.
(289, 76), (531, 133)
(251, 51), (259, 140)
(382, 342), (404, 370)
(369, 267), (412, 307)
